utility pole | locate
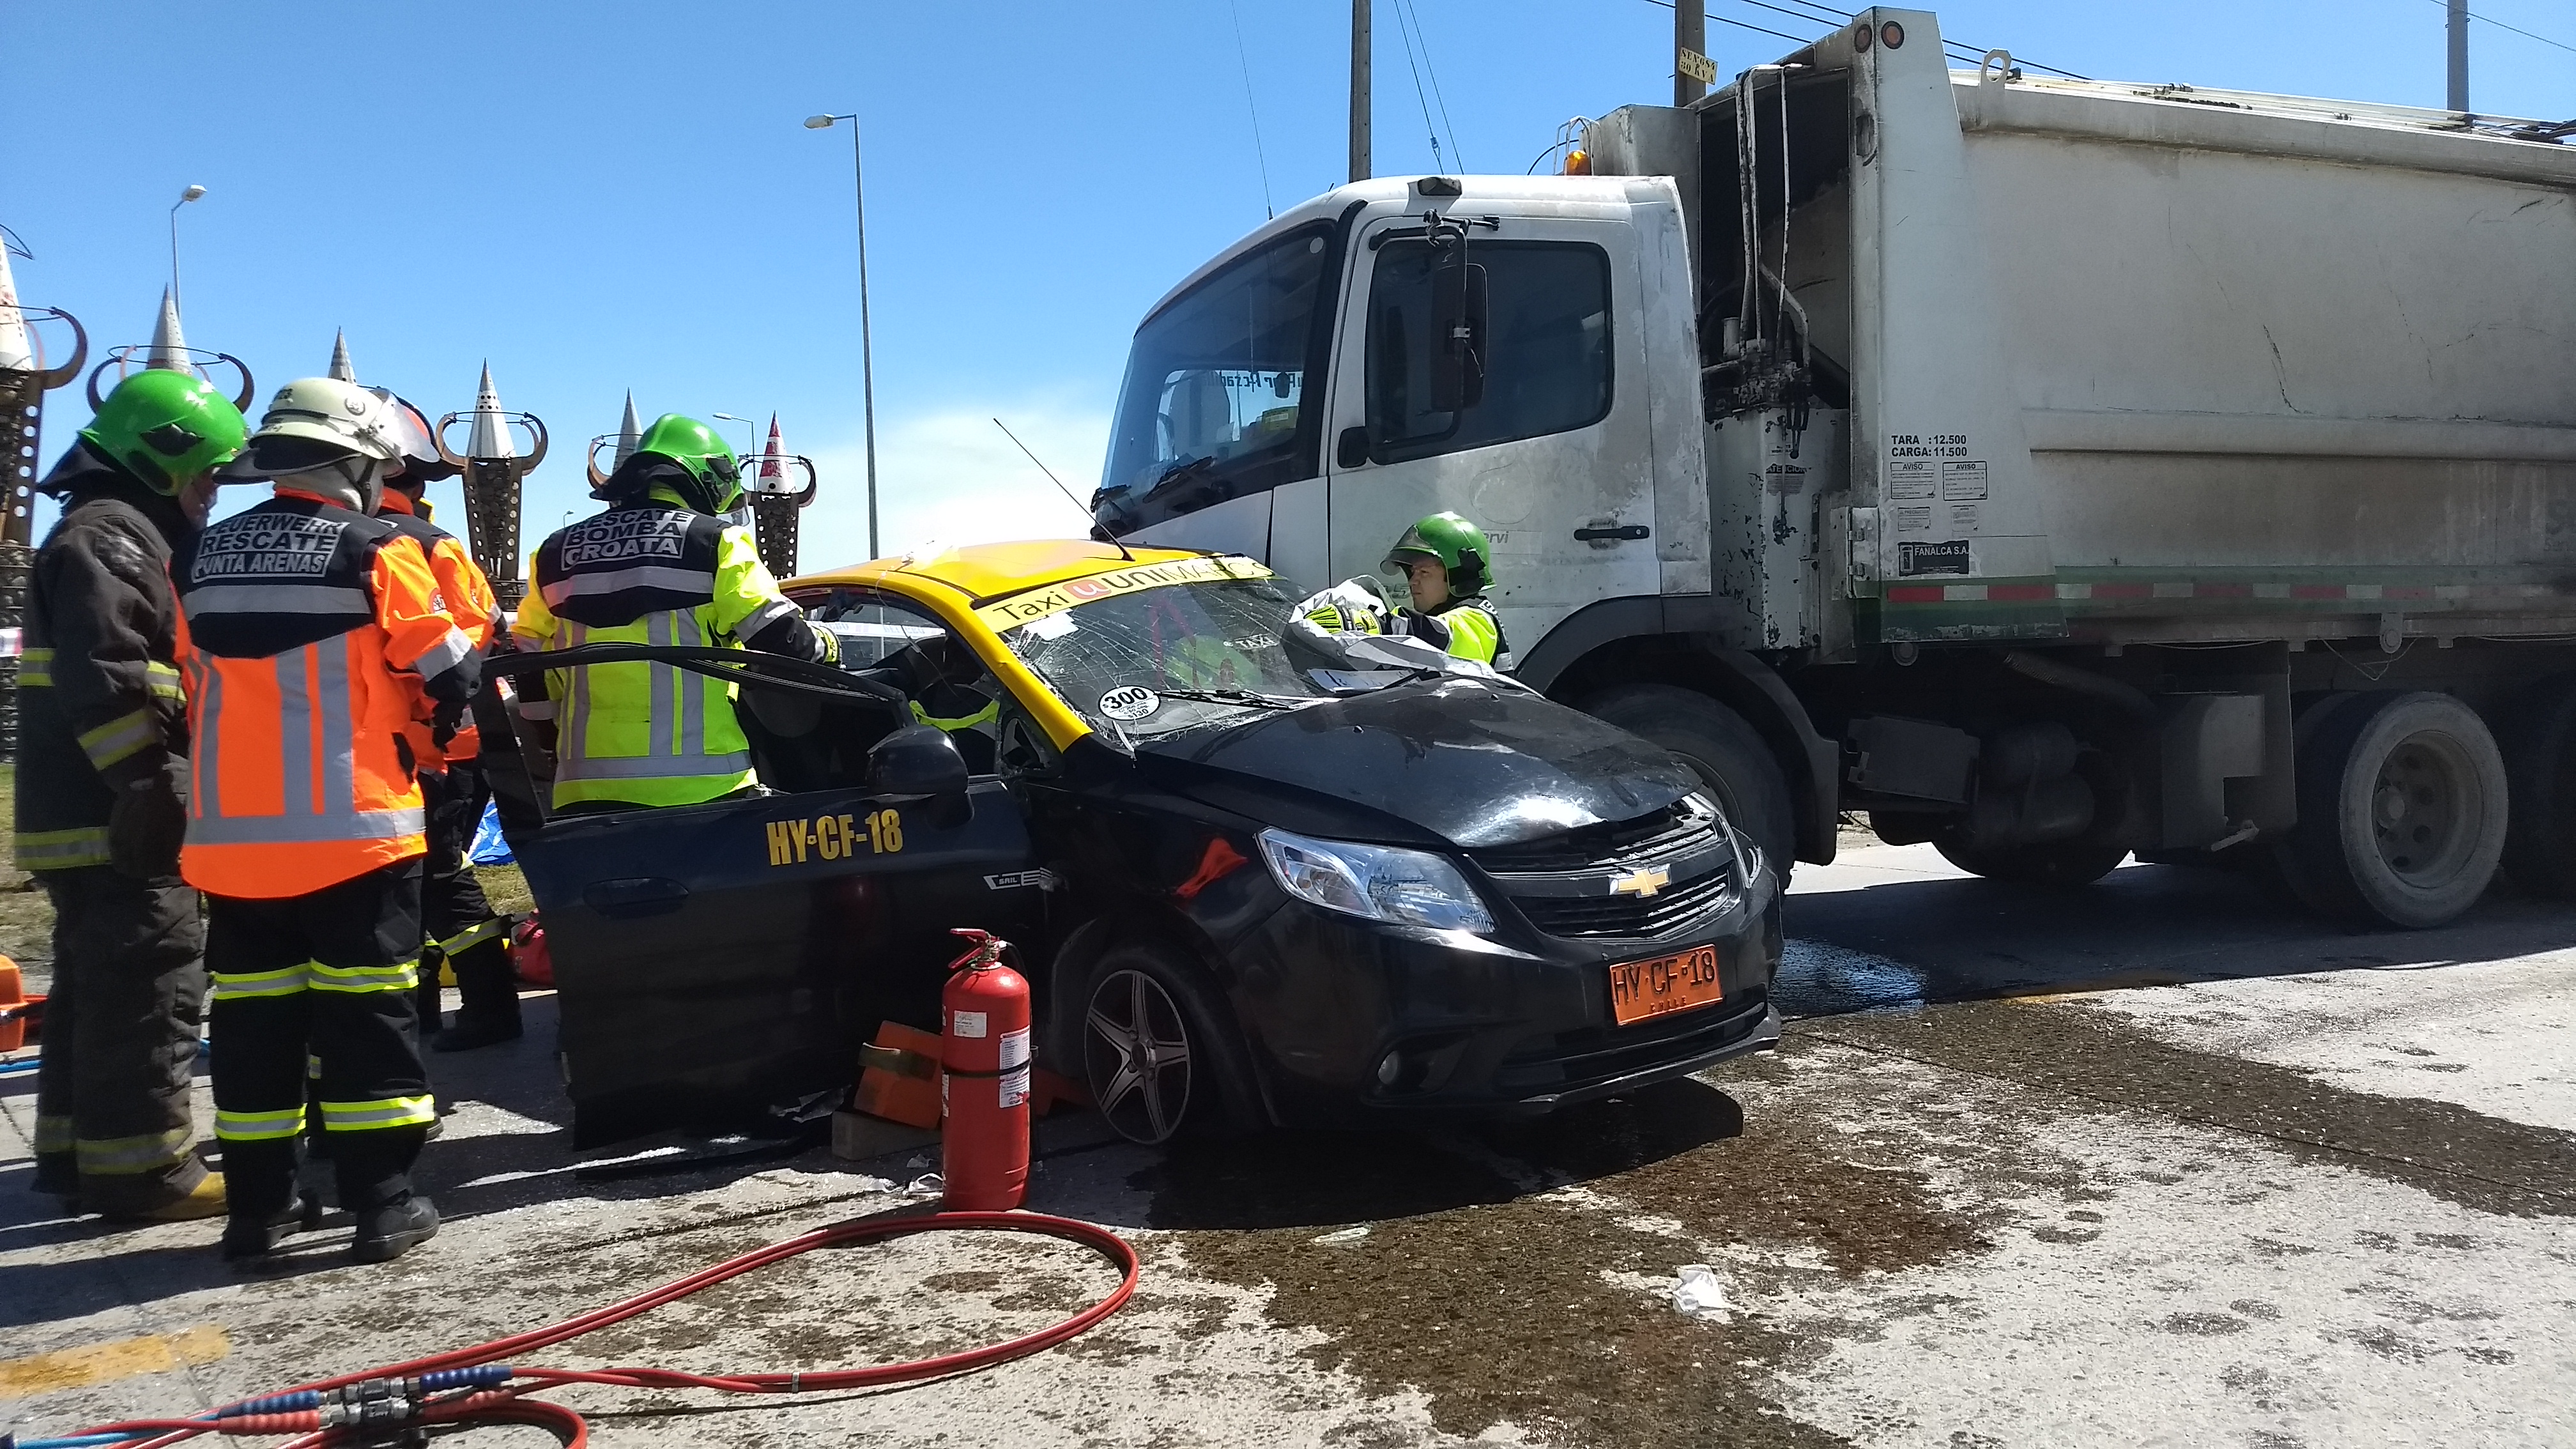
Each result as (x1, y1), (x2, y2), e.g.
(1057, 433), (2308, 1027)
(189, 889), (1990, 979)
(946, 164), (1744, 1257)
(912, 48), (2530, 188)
(2446, 0), (2469, 113)
(1675, 0), (1707, 106)
(1350, 0), (1371, 183)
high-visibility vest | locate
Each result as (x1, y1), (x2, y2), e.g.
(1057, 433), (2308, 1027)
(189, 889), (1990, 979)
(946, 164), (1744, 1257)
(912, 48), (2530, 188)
(171, 489), (480, 899)
(513, 502), (817, 809)
(1406, 595), (1510, 667)
(377, 492), (500, 765)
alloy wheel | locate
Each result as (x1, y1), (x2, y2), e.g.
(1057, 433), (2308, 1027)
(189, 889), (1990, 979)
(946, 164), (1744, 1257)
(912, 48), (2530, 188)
(1084, 968), (1195, 1145)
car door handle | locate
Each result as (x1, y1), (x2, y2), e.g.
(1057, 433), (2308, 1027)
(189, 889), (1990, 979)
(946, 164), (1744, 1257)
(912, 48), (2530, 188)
(1574, 524), (1650, 542)
(583, 877), (689, 918)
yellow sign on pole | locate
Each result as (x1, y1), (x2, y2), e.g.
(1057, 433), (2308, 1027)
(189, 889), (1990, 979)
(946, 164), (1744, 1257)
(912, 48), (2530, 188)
(1678, 47), (1719, 86)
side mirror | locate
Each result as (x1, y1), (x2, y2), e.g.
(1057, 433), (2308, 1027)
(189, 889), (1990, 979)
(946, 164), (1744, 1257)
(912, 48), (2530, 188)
(866, 724), (970, 800)
(1429, 252), (1487, 414)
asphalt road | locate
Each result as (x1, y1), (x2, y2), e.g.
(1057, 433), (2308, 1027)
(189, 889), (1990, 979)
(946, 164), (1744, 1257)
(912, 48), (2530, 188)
(3, 841), (2571, 1447)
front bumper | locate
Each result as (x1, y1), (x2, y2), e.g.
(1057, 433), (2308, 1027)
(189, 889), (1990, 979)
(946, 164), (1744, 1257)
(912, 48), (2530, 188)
(1224, 867), (1784, 1128)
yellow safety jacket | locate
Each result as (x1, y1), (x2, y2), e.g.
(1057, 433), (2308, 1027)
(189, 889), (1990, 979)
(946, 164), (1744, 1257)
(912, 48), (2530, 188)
(512, 488), (835, 808)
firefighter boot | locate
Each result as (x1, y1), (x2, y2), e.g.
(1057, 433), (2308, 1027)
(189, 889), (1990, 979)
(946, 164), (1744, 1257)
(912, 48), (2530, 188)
(431, 935), (522, 1052)
(351, 1193), (440, 1264)
(335, 1126), (434, 1262)
(220, 1139), (319, 1261)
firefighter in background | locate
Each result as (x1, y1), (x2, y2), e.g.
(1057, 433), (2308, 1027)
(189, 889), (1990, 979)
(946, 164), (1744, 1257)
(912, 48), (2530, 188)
(19, 372), (243, 1222)
(1300, 512), (1511, 668)
(372, 393), (518, 1050)
(512, 413), (836, 811)
(175, 378), (480, 1263)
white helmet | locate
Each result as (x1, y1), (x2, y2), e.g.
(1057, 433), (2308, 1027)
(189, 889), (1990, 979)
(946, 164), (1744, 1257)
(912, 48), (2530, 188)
(224, 376), (405, 509)
(248, 376), (405, 462)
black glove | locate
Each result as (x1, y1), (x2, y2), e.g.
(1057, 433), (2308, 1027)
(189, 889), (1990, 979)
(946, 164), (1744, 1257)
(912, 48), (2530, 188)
(108, 758), (189, 879)
(431, 696), (466, 749)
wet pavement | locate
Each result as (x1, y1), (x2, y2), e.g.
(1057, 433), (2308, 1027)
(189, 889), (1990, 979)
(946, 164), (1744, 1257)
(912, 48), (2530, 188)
(3, 841), (2572, 1446)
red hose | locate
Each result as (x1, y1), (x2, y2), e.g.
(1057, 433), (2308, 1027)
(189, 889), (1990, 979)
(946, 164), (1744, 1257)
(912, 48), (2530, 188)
(79, 1209), (1137, 1447)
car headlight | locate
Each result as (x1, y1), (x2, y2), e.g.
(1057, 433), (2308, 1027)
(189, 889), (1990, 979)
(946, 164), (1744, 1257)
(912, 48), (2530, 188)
(1256, 827), (1495, 934)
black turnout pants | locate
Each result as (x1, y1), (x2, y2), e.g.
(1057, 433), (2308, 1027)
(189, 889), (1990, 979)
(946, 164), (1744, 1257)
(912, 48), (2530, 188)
(29, 867), (210, 1214)
(208, 858), (431, 1218)
(413, 758), (516, 1034)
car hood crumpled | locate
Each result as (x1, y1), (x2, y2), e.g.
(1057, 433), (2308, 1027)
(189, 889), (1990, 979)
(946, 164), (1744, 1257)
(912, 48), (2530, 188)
(1130, 677), (1701, 849)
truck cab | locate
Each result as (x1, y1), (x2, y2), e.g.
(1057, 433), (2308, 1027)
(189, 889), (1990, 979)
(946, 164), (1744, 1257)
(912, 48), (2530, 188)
(1096, 6), (2576, 931)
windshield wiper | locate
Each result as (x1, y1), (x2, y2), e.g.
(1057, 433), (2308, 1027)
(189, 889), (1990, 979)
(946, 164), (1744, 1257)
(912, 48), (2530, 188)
(1152, 686), (1305, 712)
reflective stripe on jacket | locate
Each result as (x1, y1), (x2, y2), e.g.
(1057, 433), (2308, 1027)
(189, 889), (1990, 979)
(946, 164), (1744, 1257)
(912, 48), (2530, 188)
(514, 493), (834, 808)
(171, 489), (478, 898)
(12, 445), (197, 870)
(377, 491), (500, 764)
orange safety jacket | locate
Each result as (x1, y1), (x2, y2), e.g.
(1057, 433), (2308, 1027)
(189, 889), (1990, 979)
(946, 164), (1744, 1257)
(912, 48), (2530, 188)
(376, 490), (500, 765)
(170, 486), (482, 899)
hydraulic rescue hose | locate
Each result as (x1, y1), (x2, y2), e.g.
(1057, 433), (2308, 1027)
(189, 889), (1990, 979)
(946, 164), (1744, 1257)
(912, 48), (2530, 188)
(29, 1210), (1138, 1449)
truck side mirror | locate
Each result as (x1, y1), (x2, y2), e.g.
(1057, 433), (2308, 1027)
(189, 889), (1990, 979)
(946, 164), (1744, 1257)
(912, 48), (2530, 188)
(1429, 254), (1488, 414)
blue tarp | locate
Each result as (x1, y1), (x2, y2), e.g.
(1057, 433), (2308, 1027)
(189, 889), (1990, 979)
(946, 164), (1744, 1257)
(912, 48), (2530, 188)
(467, 799), (516, 866)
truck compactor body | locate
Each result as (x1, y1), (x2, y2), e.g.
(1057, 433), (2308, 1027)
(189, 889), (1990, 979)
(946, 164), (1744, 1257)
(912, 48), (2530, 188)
(1092, 8), (2576, 929)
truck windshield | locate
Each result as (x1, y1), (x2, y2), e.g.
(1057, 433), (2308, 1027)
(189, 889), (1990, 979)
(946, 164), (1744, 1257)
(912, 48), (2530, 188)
(996, 576), (1343, 740)
(1097, 224), (1333, 529)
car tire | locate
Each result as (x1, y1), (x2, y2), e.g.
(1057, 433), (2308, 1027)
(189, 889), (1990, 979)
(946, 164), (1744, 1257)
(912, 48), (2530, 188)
(1933, 838), (2129, 887)
(2276, 691), (2507, 930)
(1581, 684), (1796, 882)
(2497, 675), (2576, 899)
(1079, 942), (1261, 1147)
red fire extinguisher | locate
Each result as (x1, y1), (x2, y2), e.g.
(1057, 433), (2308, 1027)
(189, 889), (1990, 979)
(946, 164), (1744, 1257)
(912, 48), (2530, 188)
(940, 928), (1031, 1211)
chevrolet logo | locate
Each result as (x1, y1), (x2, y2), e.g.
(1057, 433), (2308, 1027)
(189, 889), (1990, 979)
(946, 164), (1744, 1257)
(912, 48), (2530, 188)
(1609, 866), (1671, 899)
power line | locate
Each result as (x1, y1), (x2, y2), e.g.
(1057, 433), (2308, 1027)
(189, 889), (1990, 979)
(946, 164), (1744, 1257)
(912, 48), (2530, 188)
(1401, 0), (1468, 171)
(1638, 0), (2090, 82)
(1390, 0), (1446, 171)
(1223, 0), (1275, 218)
(1636, 0), (1811, 50)
(2419, 0), (2576, 56)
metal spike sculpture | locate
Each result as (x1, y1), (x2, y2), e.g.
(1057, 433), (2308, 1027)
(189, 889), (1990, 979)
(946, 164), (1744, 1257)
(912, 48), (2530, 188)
(583, 389), (645, 498)
(0, 236), (87, 759)
(746, 413), (818, 579)
(434, 363), (547, 610)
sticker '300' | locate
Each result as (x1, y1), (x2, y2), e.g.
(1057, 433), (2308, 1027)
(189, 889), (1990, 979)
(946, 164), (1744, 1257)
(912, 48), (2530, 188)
(765, 809), (903, 866)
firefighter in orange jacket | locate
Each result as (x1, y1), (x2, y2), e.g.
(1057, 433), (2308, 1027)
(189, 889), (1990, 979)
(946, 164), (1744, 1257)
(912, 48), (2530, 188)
(174, 378), (480, 1264)
(372, 392), (518, 1051)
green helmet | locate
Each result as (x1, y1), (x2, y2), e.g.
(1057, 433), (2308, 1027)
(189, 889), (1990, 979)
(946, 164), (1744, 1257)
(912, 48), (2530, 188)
(633, 413), (743, 514)
(1384, 511), (1493, 597)
(79, 371), (247, 493)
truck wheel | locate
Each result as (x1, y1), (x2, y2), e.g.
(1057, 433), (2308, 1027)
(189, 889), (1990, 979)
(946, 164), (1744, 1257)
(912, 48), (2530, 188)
(2498, 675), (2576, 898)
(1080, 942), (1259, 1146)
(1933, 838), (2128, 887)
(2278, 691), (2507, 929)
(1582, 684), (1796, 880)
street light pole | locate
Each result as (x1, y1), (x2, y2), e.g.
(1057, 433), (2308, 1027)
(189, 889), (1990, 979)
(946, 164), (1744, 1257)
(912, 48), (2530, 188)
(804, 112), (880, 559)
(168, 185), (206, 314)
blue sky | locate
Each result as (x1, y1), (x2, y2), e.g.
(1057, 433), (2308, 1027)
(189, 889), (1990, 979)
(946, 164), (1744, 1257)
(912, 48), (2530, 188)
(6, 0), (2567, 569)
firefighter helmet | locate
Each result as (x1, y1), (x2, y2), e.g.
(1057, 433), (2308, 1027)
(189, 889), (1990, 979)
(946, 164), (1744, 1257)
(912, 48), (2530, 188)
(77, 370), (247, 493)
(1383, 511), (1493, 597)
(633, 413), (744, 515)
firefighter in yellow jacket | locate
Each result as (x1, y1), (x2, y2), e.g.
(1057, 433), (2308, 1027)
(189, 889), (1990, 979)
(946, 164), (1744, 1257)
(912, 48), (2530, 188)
(511, 414), (836, 811)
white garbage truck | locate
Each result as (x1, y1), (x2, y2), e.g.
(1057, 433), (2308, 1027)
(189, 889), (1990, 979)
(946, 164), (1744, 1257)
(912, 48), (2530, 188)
(1090, 7), (2576, 930)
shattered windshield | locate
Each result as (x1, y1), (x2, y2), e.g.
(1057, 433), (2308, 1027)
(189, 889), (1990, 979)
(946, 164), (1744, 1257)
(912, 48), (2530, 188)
(981, 556), (1514, 742)
(990, 575), (1330, 739)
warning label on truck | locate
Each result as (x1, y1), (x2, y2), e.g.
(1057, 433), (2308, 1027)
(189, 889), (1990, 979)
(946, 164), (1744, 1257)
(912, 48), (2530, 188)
(1887, 460), (1937, 502)
(1897, 540), (1972, 578)
(1941, 461), (1989, 501)
(1949, 503), (1981, 532)
(1894, 505), (1935, 533)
